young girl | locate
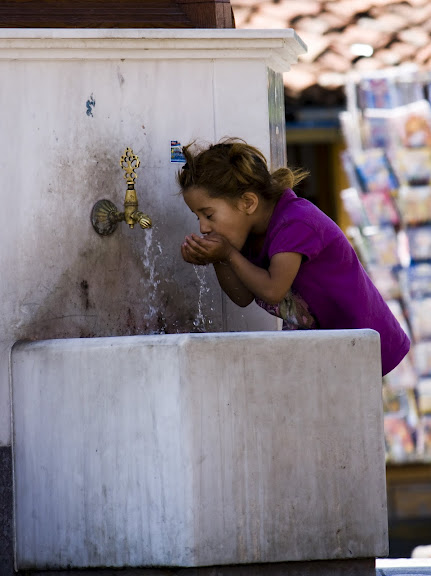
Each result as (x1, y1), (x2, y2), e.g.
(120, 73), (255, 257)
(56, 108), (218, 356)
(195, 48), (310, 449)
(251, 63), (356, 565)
(178, 138), (410, 377)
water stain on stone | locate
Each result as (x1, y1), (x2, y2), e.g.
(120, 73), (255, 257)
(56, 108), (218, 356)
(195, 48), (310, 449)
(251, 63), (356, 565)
(80, 280), (91, 310)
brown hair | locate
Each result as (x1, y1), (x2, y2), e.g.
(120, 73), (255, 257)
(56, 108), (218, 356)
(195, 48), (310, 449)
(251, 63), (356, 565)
(176, 138), (308, 202)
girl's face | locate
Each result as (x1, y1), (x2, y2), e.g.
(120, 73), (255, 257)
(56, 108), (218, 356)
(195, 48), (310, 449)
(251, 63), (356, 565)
(183, 186), (252, 250)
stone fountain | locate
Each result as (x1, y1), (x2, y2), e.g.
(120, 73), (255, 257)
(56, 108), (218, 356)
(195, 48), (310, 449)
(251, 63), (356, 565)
(0, 29), (387, 575)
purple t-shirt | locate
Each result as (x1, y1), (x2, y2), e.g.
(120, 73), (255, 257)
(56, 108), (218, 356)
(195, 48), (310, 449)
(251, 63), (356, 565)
(247, 189), (410, 376)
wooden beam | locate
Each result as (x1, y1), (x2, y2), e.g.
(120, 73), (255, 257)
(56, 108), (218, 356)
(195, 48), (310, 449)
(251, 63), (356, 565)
(0, 0), (193, 28)
(177, 0), (234, 28)
(0, 0), (234, 28)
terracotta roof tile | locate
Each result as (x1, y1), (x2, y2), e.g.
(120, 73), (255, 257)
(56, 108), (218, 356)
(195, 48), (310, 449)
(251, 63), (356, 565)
(238, 11), (281, 28)
(231, 5), (251, 27)
(317, 50), (352, 74)
(353, 56), (383, 71)
(325, 0), (375, 18)
(422, 17), (431, 34)
(407, 0), (429, 7)
(415, 43), (431, 65)
(398, 26), (430, 48)
(319, 11), (347, 30)
(386, 2), (429, 26)
(357, 13), (405, 34)
(231, 0), (431, 105)
(375, 48), (403, 67)
(293, 31), (330, 63)
(342, 24), (392, 51)
(295, 16), (331, 36)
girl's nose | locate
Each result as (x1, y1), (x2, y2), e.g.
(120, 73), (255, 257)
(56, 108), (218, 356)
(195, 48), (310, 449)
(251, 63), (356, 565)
(199, 221), (211, 235)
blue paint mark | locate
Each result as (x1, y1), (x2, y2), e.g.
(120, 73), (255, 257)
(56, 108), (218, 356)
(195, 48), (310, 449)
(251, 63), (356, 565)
(86, 94), (96, 117)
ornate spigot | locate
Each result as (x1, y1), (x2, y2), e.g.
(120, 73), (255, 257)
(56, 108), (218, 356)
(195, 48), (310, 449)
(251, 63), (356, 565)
(91, 148), (152, 236)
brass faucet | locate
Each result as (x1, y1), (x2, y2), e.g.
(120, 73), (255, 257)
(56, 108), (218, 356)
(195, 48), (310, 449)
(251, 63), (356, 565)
(91, 148), (152, 236)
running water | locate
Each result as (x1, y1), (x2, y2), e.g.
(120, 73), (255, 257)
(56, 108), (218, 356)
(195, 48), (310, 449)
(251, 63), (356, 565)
(193, 264), (211, 331)
(139, 228), (163, 333)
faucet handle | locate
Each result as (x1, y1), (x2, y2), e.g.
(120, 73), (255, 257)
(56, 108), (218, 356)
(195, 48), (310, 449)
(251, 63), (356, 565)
(133, 211), (152, 230)
(120, 147), (140, 184)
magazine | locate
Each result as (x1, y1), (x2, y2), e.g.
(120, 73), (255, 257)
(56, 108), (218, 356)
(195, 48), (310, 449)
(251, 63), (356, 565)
(414, 341), (431, 376)
(391, 100), (431, 148)
(417, 378), (431, 415)
(353, 149), (399, 194)
(408, 298), (431, 341)
(407, 225), (431, 261)
(398, 185), (431, 225)
(399, 263), (431, 301)
(384, 414), (416, 461)
(417, 416), (431, 459)
(390, 148), (431, 187)
(363, 226), (400, 267)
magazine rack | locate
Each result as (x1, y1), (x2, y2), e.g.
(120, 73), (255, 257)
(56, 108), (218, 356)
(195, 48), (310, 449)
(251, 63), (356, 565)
(340, 65), (431, 464)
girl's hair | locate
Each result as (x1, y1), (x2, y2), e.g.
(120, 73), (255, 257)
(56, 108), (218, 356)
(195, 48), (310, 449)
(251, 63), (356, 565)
(176, 137), (308, 202)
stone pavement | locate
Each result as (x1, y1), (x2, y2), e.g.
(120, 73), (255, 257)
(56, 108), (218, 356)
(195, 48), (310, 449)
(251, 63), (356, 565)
(376, 559), (431, 575)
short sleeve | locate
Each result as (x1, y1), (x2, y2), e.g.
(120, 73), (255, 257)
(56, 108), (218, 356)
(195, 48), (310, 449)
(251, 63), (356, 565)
(268, 220), (323, 261)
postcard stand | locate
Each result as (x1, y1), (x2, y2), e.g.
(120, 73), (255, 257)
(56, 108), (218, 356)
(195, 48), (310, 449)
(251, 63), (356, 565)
(341, 65), (431, 462)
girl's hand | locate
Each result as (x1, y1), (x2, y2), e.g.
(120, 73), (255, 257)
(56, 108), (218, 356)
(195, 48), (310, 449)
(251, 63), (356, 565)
(181, 241), (209, 265)
(184, 233), (234, 264)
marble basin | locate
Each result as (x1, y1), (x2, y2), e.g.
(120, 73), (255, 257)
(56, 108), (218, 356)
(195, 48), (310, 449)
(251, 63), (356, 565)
(11, 330), (387, 570)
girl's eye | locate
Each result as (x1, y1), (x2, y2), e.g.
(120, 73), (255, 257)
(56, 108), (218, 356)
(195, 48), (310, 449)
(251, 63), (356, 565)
(206, 214), (213, 220)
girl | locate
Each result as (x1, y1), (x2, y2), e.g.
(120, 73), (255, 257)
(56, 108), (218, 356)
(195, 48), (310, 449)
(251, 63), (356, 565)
(178, 138), (410, 377)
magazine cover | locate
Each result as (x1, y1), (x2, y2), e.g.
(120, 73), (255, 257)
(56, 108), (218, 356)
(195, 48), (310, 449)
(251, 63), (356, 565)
(390, 148), (431, 187)
(417, 378), (431, 415)
(362, 109), (395, 149)
(364, 226), (400, 267)
(392, 100), (431, 148)
(407, 225), (431, 261)
(408, 298), (431, 342)
(398, 185), (431, 225)
(385, 353), (417, 390)
(414, 341), (431, 376)
(361, 191), (400, 226)
(368, 265), (401, 300)
(339, 111), (363, 152)
(417, 416), (431, 459)
(384, 414), (416, 461)
(358, 75), (398, 109)
(353, 149), (399, 194)
(340, 188), (370, 228)
(399, 262), (431, 301)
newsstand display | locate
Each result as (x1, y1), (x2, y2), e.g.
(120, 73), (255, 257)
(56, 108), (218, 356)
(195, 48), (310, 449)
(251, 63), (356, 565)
(339, 65), (431, 463)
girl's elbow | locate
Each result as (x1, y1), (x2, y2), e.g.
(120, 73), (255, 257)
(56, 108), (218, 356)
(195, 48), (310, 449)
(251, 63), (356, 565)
(265, 290), (286, 306)
(237, 295), (254, 307)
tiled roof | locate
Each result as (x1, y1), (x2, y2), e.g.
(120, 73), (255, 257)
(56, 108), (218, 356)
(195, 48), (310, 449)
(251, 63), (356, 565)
(232, 0), (431, 105)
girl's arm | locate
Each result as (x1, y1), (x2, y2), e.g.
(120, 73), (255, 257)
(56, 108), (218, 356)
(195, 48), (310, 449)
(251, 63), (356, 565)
(226, 248), (302, 305)
(181, 239), (254, 306)
(184, 233), (302, 306)
(213, 262), (254, 307)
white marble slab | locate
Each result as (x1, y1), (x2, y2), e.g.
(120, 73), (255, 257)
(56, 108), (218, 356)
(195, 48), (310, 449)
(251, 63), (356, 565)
(12, 330), (387, 569)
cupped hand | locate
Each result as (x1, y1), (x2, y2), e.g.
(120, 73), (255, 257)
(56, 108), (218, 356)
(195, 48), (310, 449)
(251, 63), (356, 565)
(184, 233), (234, 264)
(181, 241), (209, 266)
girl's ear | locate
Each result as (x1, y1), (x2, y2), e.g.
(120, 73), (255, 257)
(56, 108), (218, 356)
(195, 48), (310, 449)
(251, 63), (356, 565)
(240, 191), (259, 215)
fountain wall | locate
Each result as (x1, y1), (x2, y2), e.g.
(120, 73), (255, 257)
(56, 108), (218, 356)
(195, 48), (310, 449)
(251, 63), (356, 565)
(0, 29), (305, 447)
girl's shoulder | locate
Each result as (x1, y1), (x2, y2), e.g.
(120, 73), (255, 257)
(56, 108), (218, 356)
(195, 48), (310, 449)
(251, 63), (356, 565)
(271, 191), (340, 237)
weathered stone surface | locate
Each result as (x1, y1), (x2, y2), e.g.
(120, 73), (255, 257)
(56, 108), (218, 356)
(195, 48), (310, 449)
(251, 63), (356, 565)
(12, 331), (387, 570)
